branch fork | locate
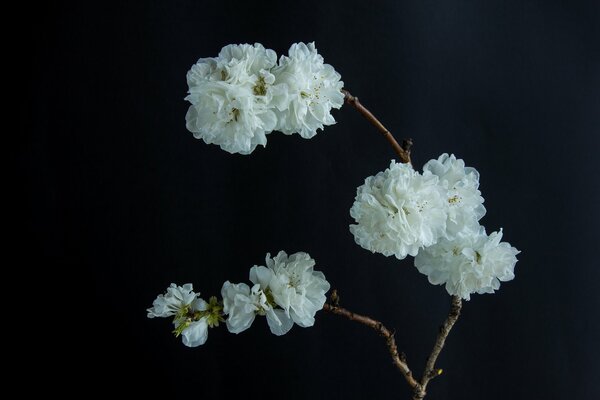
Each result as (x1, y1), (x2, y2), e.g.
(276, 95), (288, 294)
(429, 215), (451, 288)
(324, 293), (462, 400)
(329, 92), (464, 399)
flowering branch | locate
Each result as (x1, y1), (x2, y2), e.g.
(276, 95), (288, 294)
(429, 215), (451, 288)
(342, 89), (412, 164)
(324, 291), (463, 400)
(149, 41), (520, 400)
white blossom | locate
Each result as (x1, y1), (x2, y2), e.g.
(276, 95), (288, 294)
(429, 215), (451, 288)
(423, 154), (486, 238)
(221, 281), (293, 336)
(272, 42), (344, 139)
(147, 283), (200, 318)
(258, 251), (330, 328)
(176, 313), (209, 348)
(147, 283), (210, 347)
(220, 251), (329, 335)
(350, 161), (448, 259)
(414, 226), (519, 300)
(185, 43), (278, 154)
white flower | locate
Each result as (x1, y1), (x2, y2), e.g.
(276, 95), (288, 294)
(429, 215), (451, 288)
(147, 283), (199, 318)
(272, 42), (344, 138)
(185, 43), (278, 154)
(258, 251), (330, 328)
(414, 226), (520, 300)
(423, 154), (486, 238)
(350, 161), (448, 259)
(179, 319), (209, 348)
(220, 251), (329, 335)
(221, 281), (293, 336)
(147, 283), (210, 347)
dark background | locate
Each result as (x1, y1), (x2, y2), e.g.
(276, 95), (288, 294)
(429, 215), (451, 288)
(28, 0), (599, 398)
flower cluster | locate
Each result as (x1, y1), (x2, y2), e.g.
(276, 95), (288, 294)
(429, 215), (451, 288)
(415, 227), (518, 300)
(147, 251), (330, 347)
(147, 283), (223, 347)
(223, 251), (330, 335)
(350, 160), (447, 259)
(350, 154), (519, 300)
(185, 42), (344, 154)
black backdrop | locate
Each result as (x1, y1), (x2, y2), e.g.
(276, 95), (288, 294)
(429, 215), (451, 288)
(29, 1), (599, 398)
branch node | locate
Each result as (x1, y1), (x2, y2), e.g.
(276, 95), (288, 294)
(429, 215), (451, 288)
(323, 290), (462, 399)
(402, 138), (413, 155)
(413, 387), (427, 400)
(427, 368), (443, 379)
(330, 289), (340, 307)
(322, 292), (419, 390)
(400, 352), (408, 363)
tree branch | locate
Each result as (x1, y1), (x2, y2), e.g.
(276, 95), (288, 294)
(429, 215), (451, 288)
(323, 300), (421, 391)
(342, 89), (412, 164)
(333, 91), (463, 399)
(324, 291), (463, 400)
(413, 295), (463, 400)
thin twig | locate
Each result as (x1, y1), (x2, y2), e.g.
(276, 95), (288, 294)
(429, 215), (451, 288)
(342, 89), (412, 164)
(412, 296), (463, 400)
(323, 299), (421, 391)
(323, 292), (463, 400)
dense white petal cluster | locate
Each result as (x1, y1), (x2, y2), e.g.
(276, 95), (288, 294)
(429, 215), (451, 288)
(148, 252), (329, 347)
(221, 251), (330, 335)
(415, 227), (519, 300)
(147, 283), (199, 318)
(147, 283), (211, 347)
(264, 251), (331, 327)
(423, 154), (485, 238)
(350, 161), (447, 259)
(272, 42), (345, 138)
(185, 42), (343, 154)
(350, 154), (519, 299)
(221, 281), (293, 336)
(185, 43), (277, 155)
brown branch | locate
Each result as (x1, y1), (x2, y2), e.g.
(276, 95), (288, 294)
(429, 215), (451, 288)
(322, 296), (421, 392)
(323, 291), (463, 400)
(412, 296), (463, 400)
(327, 96), (463, 397)
(342, 89), (412, 164)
